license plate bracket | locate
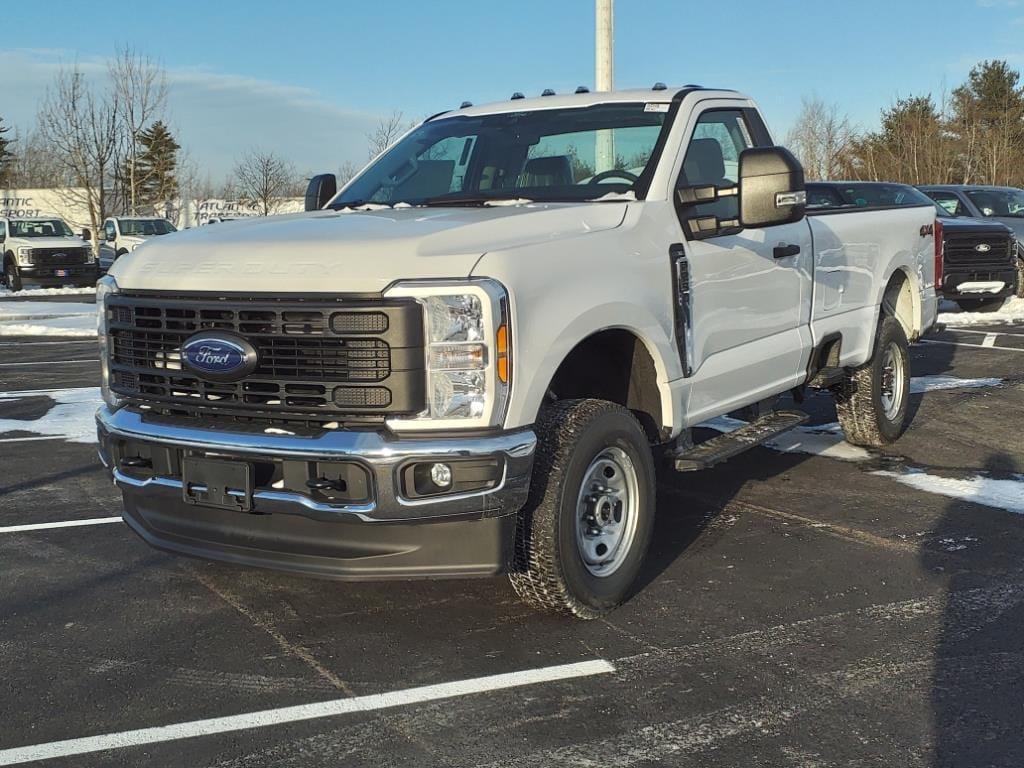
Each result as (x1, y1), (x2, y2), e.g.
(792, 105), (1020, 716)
(182, 457), (254, 512)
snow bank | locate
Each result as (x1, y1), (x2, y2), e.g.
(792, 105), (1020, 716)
(0, 300), (96, 336)
(938, 296), (1024, 326)
(0, 387), (101, 443)
(873, 469), (1024, 515)
(0, 286), (96, 298)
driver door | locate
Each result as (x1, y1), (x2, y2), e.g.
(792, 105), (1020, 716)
(672, 104), (813, 422)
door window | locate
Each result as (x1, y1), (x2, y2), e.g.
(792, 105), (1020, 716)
(677, 109), (754, 222)
(924, 191), (965, 217)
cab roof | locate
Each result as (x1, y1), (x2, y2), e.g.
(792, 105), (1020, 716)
(436, 86), (745, 119)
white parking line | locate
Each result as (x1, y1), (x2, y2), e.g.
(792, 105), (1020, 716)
(0, 359), (98, 367)
(982, 333), (998, 348)
(0, 659), (614, 765)
(0, 518), (122, 534)
(920, 338), (1024, 353)
(950, 327), (1024, 339)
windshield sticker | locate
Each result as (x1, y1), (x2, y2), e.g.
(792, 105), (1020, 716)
(644, 103), (670, 113)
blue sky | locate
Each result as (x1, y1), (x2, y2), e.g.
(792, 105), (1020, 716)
(2, 0), (1022, 182)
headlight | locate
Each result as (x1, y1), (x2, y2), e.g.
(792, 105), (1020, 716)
(96, 275), (124, 410)
(16, 247), (32, 264)
(131, 243), (141, 251)
(83, 247), (95, 263)
(384, 279), (511, 431)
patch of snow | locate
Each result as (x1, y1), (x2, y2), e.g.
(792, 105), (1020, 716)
(938, 296), (1024, 326)
(0, 286), (96, 298)
(0, 301), (96, 336)
(873, 469), (1024, 515)
(482, 198), (534, 207)
(909, 375), (1002, 394)
(0, 387), (101, 443)
(0, 316), (97, 337)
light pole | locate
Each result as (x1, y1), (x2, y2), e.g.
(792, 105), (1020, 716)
(595, 0), (615, 172)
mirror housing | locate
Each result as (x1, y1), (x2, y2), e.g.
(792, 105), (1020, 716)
(305, 173), (338, 212)
(82, 228), (92, 241)
(738, 146), (806, 228)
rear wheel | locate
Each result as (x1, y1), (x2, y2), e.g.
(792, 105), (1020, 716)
(833, 315), (911, 447)
(956, 297), (1007, 312)
(4, 259), (22, 292)
(510, 399), (655, 619)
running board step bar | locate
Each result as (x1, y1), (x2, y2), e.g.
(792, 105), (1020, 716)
(671, 410), (810, 472)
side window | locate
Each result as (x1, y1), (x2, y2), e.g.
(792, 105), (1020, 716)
(926, 191), (963, 217)
(677, 109), (754, 223)
(0, 221), (6, 241)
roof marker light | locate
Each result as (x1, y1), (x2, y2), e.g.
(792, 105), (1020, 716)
(575, 86), (590, 94)
(652, 82), (667, 91)
(541, 88), (555, 96)
(460, 101), (473, 109)
(511, 92), (525, 100)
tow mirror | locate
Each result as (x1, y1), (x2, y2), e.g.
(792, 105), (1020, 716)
(82, 228), (92, 241)
(737, 146), (806, 228)
(305, 173), (338, 212)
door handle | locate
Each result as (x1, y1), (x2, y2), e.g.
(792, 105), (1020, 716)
(773, 243), (801, 259)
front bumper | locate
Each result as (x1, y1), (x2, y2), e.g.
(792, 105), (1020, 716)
(96, 406), (536, 579)
(20, 263), (98, 285)
(942, 267), (1017, 299)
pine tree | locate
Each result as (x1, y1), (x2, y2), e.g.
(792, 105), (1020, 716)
(0, 117), (14, 186)
(134, 121), (180, 207)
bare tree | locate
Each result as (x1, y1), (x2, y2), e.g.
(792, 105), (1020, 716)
(367, 111), (413, 158)
(4, 128), (70, 188)
(232, 149), (295, 216)
(110, 47), (168, 213)
(337, 159), (361, 186)
(785, 96), (856, 181)
(37, 65), (120, 247)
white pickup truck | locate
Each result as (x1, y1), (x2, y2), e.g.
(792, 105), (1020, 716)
(98, 217), (178, 274)
(1, 216), (97, 291)
(96, 86), (938, 618)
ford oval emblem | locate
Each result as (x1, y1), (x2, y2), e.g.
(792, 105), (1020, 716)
(181, 332), (258, 382)
(975, 243), (992, 253)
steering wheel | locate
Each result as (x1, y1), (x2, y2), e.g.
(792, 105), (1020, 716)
(588, 169), (639, 185)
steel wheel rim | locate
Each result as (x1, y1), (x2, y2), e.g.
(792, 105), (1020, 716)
(574, 446), (640, 578)
(880, 341), (905, 421)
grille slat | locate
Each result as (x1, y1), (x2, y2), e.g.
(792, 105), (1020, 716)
(107, 295), (425, 420)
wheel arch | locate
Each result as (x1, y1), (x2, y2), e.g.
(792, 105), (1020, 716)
(879, 266), (922, 342)
(539, 327), (673, 442)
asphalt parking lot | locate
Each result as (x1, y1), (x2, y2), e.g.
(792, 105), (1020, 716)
(1, 296), (1023, 767)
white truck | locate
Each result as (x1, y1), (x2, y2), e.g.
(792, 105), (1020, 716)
(1, 216), (97, 291)
(96, 86), (939, 618)
(98, 217), (178, 274)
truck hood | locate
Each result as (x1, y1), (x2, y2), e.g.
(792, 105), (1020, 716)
(110, 203), (628, 293)
(8, 236), (88, 250)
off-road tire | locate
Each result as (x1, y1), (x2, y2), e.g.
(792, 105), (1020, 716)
(4, 258), (22, 292)
(956, 297), (1007, 313)
(833, 314), (911, 447)
(509, 399), (656, 619)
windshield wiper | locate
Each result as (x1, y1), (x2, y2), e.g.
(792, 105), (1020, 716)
(418, 194), (533, 207)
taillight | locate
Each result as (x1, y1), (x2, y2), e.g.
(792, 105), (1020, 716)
(933, 219), (944, 289)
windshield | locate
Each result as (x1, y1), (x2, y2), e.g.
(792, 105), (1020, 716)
(119, 219), (177, 236)
(805, 183), (935, 210)
(331, 103), (668, 208)
(964, 189), (1024, 218)
(8, 219), (75, 238)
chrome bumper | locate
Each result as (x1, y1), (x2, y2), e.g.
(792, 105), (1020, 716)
(96, 406), (536, 524)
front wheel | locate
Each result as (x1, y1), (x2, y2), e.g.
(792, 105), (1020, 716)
(510, 399), (655, 619)
(4, 260), (22, 292)
(833, 314), (911, 447)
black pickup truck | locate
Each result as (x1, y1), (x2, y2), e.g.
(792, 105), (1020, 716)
(807, 182), (1018, 312)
